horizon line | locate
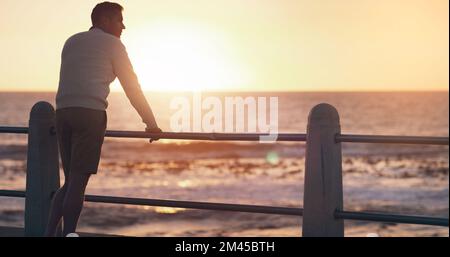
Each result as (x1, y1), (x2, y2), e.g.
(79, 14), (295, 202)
(0, 89), (449, 93)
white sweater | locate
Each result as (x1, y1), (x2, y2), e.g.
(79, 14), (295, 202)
(56, 27), (158, 128)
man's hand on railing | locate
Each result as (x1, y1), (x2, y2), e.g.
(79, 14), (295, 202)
(145, 126), (162, 143)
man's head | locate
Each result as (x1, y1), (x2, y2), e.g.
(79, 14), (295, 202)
(91, 2), (125, 38)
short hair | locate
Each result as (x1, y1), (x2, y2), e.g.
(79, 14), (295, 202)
(91, 2), (123, 26)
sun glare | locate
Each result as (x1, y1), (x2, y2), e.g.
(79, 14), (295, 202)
(123, 22), (249, 92)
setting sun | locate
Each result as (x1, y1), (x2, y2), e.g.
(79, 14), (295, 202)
(122, 21), (250, 91)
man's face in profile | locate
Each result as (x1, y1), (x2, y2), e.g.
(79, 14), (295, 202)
(103, 11), (125, 38)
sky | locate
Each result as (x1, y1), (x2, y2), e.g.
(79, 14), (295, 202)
(0, 0), (448, 92)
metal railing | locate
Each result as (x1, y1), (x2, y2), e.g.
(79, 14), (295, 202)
(0, 101), (448, 236)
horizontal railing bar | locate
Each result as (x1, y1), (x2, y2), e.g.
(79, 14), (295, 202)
(0, 126), (307, 141)
(1, 190), (447, 227)
(105, 130), (306, 141)
(336, 134), (449, 145)
(0, 127), (28, 134)
(0, 190), (26, 198)
(1, 126), (448, 145)
(335, 210), (449, 227)
(84, 194), (303, 216)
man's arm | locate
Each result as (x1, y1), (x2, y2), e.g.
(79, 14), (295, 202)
(112, 41), (159, 129)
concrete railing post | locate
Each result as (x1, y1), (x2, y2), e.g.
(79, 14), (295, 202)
(25, 101), (60, 236)
(302, 103), (344, 237)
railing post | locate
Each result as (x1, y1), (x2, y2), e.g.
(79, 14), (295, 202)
(25, 101), (60, 236)
(302, 103), (344, 237)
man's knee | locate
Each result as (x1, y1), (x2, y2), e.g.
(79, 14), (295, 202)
(65, 173), (91, 193)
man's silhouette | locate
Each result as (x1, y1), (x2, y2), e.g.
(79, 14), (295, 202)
(45, 1), (161, 236)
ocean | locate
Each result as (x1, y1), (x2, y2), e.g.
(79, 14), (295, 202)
(0, 91), (448, 236)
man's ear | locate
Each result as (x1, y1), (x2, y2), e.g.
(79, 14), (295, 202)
(98, 16), (109, 27)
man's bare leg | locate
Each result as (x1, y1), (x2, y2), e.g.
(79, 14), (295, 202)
(45, 184), (68, 236)
(62, 173), (91, 236)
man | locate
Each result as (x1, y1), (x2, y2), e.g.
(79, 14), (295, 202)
(45, 2), (161, 236)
